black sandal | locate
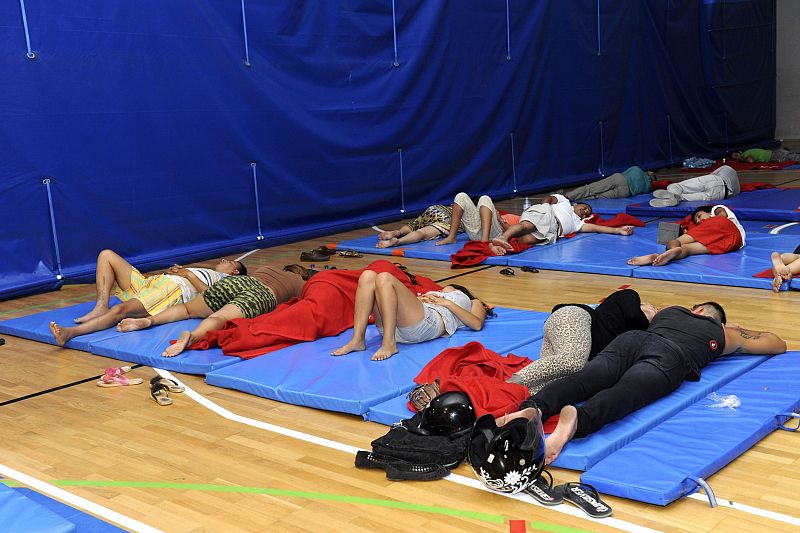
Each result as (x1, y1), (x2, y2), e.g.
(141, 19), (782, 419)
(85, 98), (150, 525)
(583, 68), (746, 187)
(150, 375), (185, 393)
(523, 470), (563, 506)
(554, 482), (612, 518)
(150, 381), (173, 406)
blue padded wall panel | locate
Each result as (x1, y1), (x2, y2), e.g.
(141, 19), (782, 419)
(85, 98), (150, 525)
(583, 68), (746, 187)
(0, 0), (776, 298)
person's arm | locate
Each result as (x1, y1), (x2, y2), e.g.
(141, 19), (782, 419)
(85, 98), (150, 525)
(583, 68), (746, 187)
(579, 223), (634, 236)
(169, 266), (210, 292)
(722, 324), (787, 355)
(540, 195), (559, 205)
(425, 295), (486, 331)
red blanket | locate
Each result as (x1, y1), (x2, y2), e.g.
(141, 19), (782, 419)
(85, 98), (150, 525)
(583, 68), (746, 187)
(741, 182), (776, 192)
(450, 239), (531, 268)
(583, 213), (645, 228)
(411, 342), (532, 418)
(191, 260), (442, 358)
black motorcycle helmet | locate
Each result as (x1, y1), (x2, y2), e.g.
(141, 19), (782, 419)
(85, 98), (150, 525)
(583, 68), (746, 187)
(406, 391), (476, 436)
(468, 410), (545, 494)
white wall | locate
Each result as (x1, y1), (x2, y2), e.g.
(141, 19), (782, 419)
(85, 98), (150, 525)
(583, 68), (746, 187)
(776, 0), (800, 139)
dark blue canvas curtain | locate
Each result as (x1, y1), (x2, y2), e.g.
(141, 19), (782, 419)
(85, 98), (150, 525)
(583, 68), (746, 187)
(0, 0), (775, 299)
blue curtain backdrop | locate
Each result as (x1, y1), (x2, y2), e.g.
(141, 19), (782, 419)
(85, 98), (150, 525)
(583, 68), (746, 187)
(0, 0), (776, 299)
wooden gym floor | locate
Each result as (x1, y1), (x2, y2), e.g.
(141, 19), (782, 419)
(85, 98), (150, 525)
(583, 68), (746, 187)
(0, 166), (799, 533)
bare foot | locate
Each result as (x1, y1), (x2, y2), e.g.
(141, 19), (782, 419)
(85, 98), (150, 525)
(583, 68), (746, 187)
(652, 247), (681, 266)
(331, 339), (366, 356)
(379, 230), (400, 240)
(162, 331), (191, 358)
(371, 344), (398, 361)
(544, 405), (578, 465)
(488, 243), (507, 256)
(74, 306), (107, 324)
(117, 317), (152, 332)
(49, 321), (72, 347)
(772, 275), (785, 293)
(495, 407), (538, 427)
(627, 254), (658, 266)
(491, 237), (514, 251)
(435, 237), (457, 246)
(376, 237), (398, 249)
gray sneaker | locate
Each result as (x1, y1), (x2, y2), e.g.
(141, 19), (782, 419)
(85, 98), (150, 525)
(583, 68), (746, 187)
(652, 189), (677, 199)
(650, 197), (679, 207)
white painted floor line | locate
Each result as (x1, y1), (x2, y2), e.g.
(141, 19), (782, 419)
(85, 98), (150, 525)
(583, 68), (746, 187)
(769, 222), (798, 235)
(157, 370), (660, 533)
(235, 248), (260, 262)
(688, 493), (800, 526)
(0, 463), (163, 533)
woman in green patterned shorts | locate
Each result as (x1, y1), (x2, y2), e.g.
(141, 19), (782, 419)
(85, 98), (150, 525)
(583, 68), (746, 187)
(376, 204), (464, 248)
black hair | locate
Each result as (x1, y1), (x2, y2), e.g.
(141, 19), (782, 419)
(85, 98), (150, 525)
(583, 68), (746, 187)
(692, 205), (714, 223)
(692, 301), (727, 324)
(236, 261), (247, 276)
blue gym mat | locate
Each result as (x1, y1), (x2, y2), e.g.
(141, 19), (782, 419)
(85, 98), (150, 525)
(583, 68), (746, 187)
(582, 351), (800, 506)
(551, 353), (770, 471)
(0, 301), (241, 374)
(13, 487), (124, 533)
(205, 308), (549, 416)
(365, 336), (546, 425)
(626, 188), (800, 221)
(335, 233), (509, 265)
(0, 481), (75, 533)
(0, 299), (126, 351)
(740, 220), (800, 235)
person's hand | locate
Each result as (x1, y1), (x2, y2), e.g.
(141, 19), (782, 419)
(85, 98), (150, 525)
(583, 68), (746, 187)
(168, 265), (189, 277)
(419, 294), (450, 307)
(617, 225), (634, 236)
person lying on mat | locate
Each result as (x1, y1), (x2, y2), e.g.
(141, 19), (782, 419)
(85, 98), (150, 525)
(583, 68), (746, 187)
(507, 289), (657, 394)
(731, 147), (800, 163)
(627, 205), (745, 267)
(331, 270), (487, 361)
(49, 250), (246, 346)
(435, 192), (520, 247)
(115, 264), (309, 357)
(649, 165), (740, 207)
(770, 245), (800, 293)
(489, 194), (634, 255)
(559, 166), (657, 201)
(500, 302), (786, 464)
(376, 204), (465, 248)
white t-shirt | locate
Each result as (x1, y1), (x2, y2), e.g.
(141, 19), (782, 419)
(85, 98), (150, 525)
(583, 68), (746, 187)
(168, 268), (228, 303)
(712, 205), (746, 247)
(424, 289), (473, 336)
(550, 194), (584, 235)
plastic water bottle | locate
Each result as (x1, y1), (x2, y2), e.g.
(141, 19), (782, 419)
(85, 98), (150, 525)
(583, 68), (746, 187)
(522, 197), (531, 210)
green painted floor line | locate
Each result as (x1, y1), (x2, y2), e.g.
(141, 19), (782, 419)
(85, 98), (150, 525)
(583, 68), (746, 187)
(0, 478), (592, 532)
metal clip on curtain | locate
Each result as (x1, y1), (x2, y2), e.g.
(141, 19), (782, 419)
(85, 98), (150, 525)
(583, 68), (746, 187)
(505, 0), (512, 61)
(397, 148), (406, 213)
(42, 178), (63, 280)
(240, 0), (252, 67)
(18, 0), (36, 60)
(250, 163), (264, 240)
(509, 132), (518, 193)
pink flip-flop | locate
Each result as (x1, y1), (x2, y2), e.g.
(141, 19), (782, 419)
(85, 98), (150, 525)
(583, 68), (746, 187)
(102, 366), (132, 381)
(96, 373), (143, 388)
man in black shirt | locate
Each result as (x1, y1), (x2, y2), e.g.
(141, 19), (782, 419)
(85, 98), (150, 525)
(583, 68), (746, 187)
(504, 302), (786, 465)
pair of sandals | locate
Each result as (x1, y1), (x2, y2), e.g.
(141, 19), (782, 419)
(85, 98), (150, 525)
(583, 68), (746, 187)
(96, 366), (143, 387)
(150, 375), (185, 406)
(524, 471), (613, 518)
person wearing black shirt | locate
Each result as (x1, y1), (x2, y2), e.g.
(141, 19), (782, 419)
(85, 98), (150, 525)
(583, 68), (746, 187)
(506, 302), (786, 465)
(507, 289), (655, 393)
